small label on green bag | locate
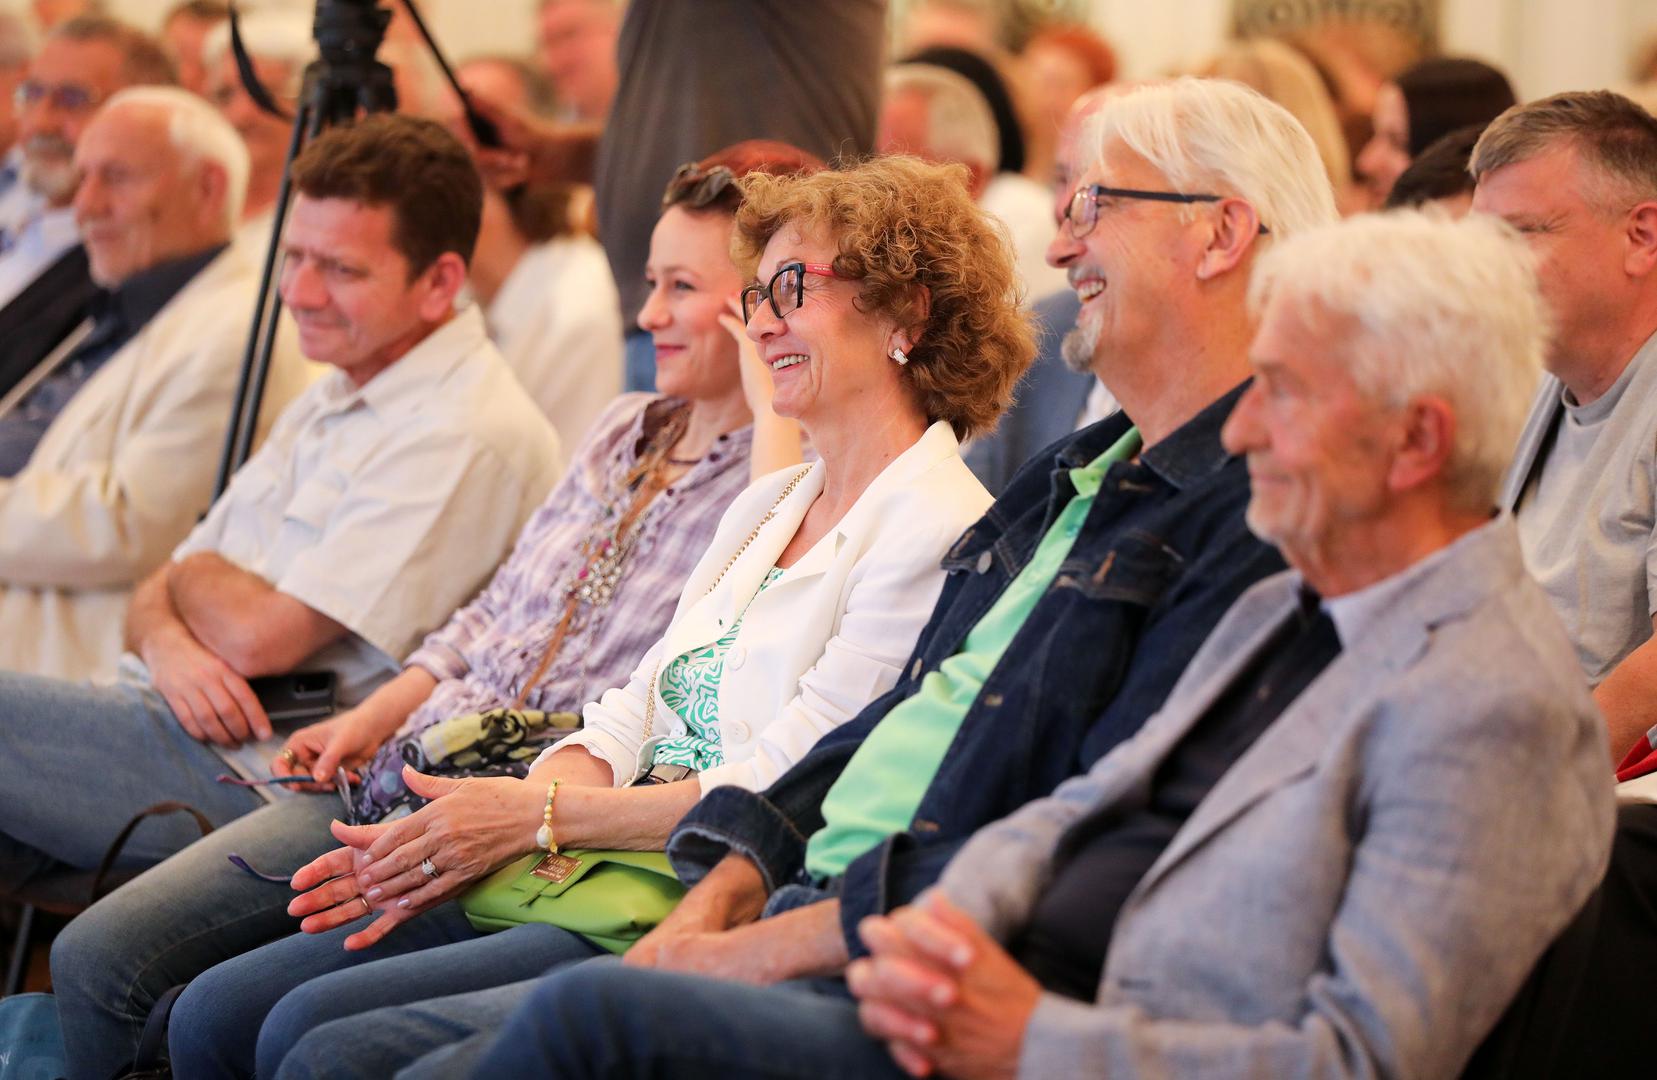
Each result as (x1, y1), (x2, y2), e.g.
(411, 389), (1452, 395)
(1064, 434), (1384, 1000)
(530, 852), (583, 883)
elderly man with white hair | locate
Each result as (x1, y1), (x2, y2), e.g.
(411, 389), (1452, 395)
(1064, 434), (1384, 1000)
(0, 85), (307, 681)
(879, 62), (1066, 298)
(436, 212), (1612, 1080)
(0, 15), (176, 397)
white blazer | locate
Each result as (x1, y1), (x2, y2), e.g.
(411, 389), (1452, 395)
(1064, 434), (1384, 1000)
(0, 242), (312, 680)
(553, 421), (992, 795)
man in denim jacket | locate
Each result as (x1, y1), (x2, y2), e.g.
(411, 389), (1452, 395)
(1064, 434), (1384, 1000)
(622, 79), (1342, 984)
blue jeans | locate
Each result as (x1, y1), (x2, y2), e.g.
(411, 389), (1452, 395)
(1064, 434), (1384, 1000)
(274, 978), (545, 1079)
(0, 672), (266, 880)
(0, 672), (277, 1077)
(50, 794), (341, 1080)
(403, 961), (905, 1078)
(623, 329), (656, 393)
(168, 900), (605, 1078)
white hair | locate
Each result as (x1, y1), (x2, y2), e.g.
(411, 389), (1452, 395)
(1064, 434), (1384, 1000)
(1085, 76), (1338, 241)
(102, 85), (251, 229)
(1249, 209), (1548, 512)
(885, 63), (1000, 174)
(201, 10), (314, 96)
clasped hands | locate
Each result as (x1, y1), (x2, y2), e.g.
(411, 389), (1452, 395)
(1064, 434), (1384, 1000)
(848, 890), (1041, 1080)
(626, 870), (1039, 1079)
(286, 765), (541, 951)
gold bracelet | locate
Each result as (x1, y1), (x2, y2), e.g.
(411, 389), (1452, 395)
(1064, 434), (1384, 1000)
(535, 779), (560, 853)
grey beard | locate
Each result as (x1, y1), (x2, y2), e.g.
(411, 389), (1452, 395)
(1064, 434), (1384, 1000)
(21, 139), (76, 203)
(1060, 321), (1098, 374)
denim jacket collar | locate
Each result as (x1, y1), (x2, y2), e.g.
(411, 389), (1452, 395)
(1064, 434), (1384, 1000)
(943, 380), (1249, 575)
(1136, 380), (1249, 490)
(1054, 380), (1246, 488)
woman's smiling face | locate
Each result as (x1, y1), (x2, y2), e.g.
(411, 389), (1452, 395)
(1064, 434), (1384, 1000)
(638, 205), (745, 403)
(743, 220), (908, 432)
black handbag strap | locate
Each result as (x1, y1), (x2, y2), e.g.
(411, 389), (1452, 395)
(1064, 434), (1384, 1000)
(112, 982), (188, 1080)
(90, 801), (214, 901)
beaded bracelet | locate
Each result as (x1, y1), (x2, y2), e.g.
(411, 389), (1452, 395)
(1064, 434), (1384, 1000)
(535, 779), (560, 853)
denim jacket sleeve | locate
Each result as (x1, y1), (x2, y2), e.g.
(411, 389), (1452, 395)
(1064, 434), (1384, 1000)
(665, 679), (912, 890)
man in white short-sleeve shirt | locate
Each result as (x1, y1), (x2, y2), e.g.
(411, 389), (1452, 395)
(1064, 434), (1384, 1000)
(0, 114), (561, 885)
(1474, 90), (1657, 762)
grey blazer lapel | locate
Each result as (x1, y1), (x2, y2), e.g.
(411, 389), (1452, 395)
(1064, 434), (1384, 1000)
(1498, 377), (1562, 512)
(1130, 521), (1516, 900)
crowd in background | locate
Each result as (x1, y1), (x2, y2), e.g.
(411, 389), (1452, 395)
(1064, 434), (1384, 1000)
(2, 0), (1657, 1077)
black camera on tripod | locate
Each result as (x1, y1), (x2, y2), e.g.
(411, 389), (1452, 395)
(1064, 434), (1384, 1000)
(303, 0), (398, 131)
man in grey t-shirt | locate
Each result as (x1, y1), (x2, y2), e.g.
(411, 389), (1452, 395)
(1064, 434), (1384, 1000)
(1473, 90), (1657, 761)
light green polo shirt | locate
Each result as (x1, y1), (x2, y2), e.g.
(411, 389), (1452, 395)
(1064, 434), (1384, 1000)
(803, 426), (1143, 879)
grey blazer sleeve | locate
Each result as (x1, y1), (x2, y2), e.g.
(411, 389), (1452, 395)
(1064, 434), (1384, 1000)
(1014, 684), (1612, 1080)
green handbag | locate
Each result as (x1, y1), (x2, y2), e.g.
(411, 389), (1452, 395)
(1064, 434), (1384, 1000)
(458, 848), (685, 955)
(459, 470), (810, 955)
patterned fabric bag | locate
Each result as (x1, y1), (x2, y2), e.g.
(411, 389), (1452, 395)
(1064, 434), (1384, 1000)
(353, 707), (580, 824)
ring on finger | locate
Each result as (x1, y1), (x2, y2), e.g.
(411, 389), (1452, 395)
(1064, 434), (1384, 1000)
(279, 747), (298, 766)
(420, 857), (439, 879)
(355, 895), (371, 917)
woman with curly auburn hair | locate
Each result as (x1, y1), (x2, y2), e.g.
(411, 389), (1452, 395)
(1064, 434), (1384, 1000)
(733, 154), (1036, 445)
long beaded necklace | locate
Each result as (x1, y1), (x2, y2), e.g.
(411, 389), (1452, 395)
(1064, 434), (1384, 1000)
(509, 405), (693, 707)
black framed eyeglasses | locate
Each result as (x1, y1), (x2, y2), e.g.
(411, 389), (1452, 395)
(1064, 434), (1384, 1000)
(13, 79), (101, 114)
(1064, 183), (1269, 238)
(662, 161), (738, 210)
(741, 261), (844, 323)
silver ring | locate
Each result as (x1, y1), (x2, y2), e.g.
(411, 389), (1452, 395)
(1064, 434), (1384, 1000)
(420, 857), (439, 879)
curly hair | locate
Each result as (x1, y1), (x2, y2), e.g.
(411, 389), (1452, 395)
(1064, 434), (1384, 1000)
(732, 155), (1035, 441)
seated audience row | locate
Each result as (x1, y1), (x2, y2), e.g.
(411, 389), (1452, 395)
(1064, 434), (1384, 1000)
(1, 123), (559, 1075)
(14, 76), (1620, 1080)
(2, 8), (1657, 1079)
(46, 128), (787, 1074)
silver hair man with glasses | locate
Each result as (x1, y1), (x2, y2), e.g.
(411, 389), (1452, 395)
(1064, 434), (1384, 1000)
(431, 211), (1610, 1080)
(1473, 91), (1657, 766)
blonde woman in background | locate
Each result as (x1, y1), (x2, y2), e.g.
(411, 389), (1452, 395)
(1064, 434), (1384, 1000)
(1194, 38), (1361, 213)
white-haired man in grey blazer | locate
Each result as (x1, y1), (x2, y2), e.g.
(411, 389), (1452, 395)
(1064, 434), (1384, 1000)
(378, 216), (1613, 1080)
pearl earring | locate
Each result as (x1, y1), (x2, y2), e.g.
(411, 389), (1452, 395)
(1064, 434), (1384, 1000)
(889, 346), (910, 365)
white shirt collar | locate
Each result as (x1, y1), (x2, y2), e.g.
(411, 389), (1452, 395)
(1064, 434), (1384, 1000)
(1321, 519), (1497, 647)
(313, 303), (488, 416)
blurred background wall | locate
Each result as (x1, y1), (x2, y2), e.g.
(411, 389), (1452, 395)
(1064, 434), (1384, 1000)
(3, 0), (1654, 101)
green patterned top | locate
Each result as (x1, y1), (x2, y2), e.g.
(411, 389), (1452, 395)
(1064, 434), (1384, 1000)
(652, 567), (786, 771)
